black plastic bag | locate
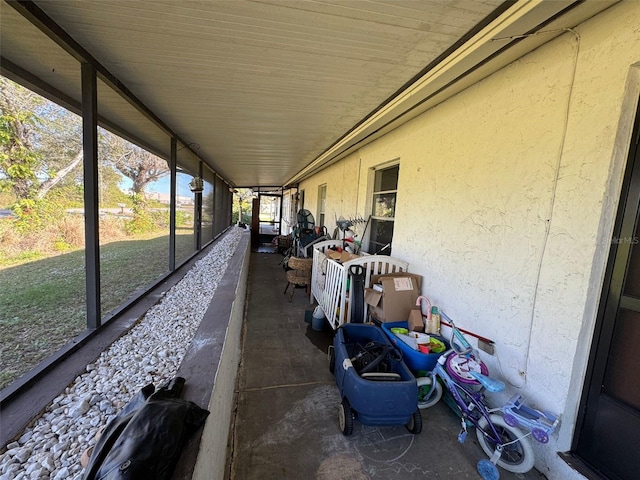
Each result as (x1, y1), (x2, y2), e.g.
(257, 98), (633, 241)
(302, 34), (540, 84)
(83, 377), (209, 480)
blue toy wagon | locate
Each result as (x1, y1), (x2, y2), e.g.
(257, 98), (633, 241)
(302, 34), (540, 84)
(328, 323), (422, 435)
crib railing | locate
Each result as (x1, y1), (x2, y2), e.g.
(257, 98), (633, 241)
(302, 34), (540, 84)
(311, 240), (408, 329)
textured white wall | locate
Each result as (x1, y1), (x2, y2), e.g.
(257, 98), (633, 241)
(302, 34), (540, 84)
(299, 157), (361, 234)
(299, 3), (640, 479)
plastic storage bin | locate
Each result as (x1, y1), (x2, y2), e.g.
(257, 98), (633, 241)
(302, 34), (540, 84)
(381, 321), (450, 373)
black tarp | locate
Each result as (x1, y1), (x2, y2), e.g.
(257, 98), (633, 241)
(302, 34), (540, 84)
(82, 377), (209, 480)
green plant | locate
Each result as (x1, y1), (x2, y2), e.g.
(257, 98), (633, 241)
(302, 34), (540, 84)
(125, 193), (154, 234)
(11, 250), (42, 263)
(0, 107), (41, 200)
(12, 198), (63, 233)
(175, 210), (192, 227)
(150, 209), (169, 229)
(100, 215), (128, 242)
(53, 240), (72, 252)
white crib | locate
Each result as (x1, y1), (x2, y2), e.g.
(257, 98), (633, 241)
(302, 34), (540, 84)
(311, 240), (409, 329)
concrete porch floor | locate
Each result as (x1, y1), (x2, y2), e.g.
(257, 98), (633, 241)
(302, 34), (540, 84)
(227, 250), (549, 480)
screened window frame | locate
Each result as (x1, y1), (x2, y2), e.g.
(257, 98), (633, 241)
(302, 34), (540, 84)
(369, 163), (399, 255)
(317, 184), (327, 227)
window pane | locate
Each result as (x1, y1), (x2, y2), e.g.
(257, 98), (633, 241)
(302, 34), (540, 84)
(372, 193), (396, 218)
(98, 134), (171, 317)
(175, 171), (196, 265)
(202, 168), (215, 244)
(370, 219), (394, 254)
(0, 77), (86, 388)
(259, 195), (280, 235)
(603, 308), (640, 409)
(374, 165), (399, 192)
(624, 215), (640, 298)
(318, 185), (327, 227)
(214, 176), (225, 236)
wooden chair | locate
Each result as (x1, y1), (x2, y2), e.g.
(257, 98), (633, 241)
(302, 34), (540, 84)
(284, 256), (313, 302)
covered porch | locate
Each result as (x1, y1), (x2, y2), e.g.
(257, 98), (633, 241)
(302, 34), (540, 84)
(2, 2), (639, 479)
(226, 245), (547, 480)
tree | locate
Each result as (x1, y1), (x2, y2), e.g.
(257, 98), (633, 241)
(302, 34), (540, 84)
(105, 133), (169, 195)
(2, 76), (168, 204)
(0, 78), (41, 200)
(0, 76), (83, 202)
(233, 188), (253, 224)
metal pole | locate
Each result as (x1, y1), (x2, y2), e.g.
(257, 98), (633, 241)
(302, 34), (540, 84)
(195, 192), (203, 250)
(81, 62), (101, 329)
(169, 138), (177, 271)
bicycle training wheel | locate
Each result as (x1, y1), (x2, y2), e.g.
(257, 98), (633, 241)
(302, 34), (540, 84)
(416, 376), (443, 409)
(476, 414), (535, 474)
(477, 459), (500, 480)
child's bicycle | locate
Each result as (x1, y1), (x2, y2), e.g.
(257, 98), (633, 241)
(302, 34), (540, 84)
(416, 312), (557, 480)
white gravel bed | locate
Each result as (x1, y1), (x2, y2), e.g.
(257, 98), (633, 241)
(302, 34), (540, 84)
(0, 227), (244, 480)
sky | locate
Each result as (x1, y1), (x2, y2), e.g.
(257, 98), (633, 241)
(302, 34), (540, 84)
(118, 173), (195, 197)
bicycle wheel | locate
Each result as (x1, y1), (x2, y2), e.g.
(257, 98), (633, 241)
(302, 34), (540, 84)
(476, 414), (535, 474)
(416, 376), (443, 409)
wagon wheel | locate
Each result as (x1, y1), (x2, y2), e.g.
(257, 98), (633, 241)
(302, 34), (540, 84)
(328, 346), (335, 374)
(338, 398), (354, 436)
(406, 410), (423, 434)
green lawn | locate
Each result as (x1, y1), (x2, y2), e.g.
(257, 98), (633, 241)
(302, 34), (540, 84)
(0, 231), (195, 389)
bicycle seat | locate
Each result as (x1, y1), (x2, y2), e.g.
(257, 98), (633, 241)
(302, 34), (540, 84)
(468, 371), (505, 392)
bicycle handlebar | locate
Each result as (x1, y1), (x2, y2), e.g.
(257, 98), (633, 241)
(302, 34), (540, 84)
(440, 311), (473, 356)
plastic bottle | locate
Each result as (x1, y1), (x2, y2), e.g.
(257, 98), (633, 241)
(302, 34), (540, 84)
(427, 306), (441, 334)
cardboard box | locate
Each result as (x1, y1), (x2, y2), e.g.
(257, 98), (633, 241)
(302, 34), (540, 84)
(341, 252), (360, 263)
(407, 308), (425, 332)
(364, 272), (422, 323)
(327, 250), (360, 263)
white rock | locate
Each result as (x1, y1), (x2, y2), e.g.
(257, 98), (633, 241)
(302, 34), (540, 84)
(28, 467), (46, 479)
(40, 453), (55, 472)
(51, 441), (69, 456)
(69, 400), (90, 418)
(2, 463), (20, 476)
(25, 462), (39, 474)
(12, 448), (32, 463)
(52, 467), (69, 480)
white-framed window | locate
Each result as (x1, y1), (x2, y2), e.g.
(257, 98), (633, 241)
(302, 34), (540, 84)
(369, 164), (399, 255)
(317, 184), (327, 227)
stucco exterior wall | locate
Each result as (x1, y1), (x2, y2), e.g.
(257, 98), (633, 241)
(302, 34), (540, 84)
(298, 157), (361, 233)
(298, 3), (640, 479)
